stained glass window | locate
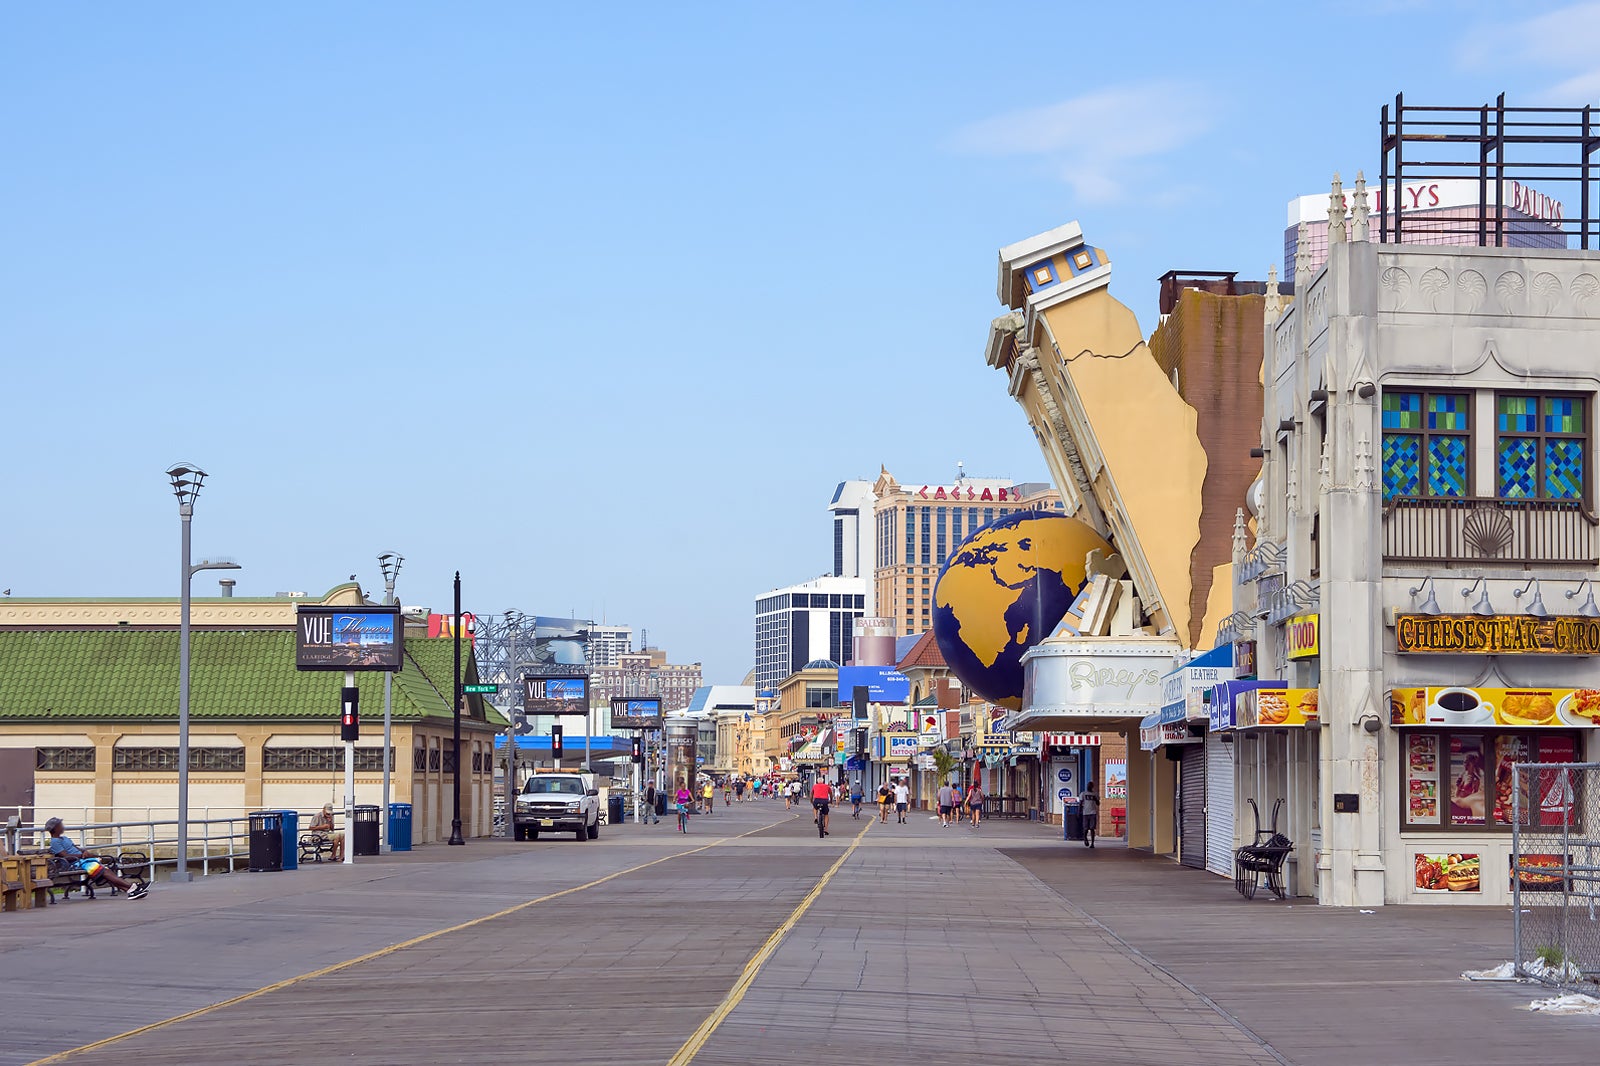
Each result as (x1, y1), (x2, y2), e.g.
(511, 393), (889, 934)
(1496, 394), (1586, 500)
(1381, 391), (1469, 499)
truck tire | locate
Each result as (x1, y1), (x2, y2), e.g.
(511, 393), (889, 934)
(528, 827), (539, 841)
(588, 819), (600, 840)
(575, 820), (588, 841)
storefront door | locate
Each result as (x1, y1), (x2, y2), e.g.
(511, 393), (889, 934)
(1204, 732), (1235, 877)
(1179, 744), (1206, 868)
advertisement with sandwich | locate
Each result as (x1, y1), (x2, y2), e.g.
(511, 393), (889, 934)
(1236, 688), (1318, 728)
(1389, 686), (1600, 728)
(1414, 852), (1480, 893)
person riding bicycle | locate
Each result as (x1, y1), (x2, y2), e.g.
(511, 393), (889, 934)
(850, 782), (863, 818)
(811, 777), (833, 837)
(674, 785), (693, 833)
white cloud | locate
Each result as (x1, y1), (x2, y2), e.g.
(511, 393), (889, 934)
(947, 81), (1217, 204)
(1456, 2), (1600, 103)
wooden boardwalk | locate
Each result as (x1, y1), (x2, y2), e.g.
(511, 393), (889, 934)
(2, 803), (1590, 1065)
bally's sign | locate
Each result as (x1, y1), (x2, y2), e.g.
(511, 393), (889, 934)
(1395, 614), (1600, 655)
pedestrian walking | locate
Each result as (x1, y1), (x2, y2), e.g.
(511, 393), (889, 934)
(965, 780), (985, 828)
(702, 779), (715, 814)
(644, 782), (660, 824)
(893, 779), (910, 824)
(1080, 779), (1101, 848)
(937, 781), (955, 827)
(877, 781), (892, 823)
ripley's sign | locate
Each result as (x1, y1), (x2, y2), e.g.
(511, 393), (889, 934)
(1395, 614), (1600, 655)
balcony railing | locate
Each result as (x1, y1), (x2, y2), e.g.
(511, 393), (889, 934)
(1383, 496), (1599, 566)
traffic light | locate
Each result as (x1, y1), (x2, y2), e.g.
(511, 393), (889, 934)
(631, 735), (644, 763)
(340, 686), (360, 742)
(551, 724), (564, 760)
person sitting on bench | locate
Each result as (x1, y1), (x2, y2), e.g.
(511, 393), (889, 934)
(45, 818), (148, 900)
(308, 804), (345, 861)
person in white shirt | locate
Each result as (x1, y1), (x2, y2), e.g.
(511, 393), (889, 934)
(892, 780), (910, 824)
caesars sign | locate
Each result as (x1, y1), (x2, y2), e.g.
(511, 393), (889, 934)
(1395, 614), (1600, 656)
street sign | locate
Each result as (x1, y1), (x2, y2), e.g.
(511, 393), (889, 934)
(464, 684), (497, 694)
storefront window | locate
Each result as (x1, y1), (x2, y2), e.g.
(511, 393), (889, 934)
(1404, 730), (1580, 831)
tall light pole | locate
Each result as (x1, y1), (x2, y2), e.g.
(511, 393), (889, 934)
(448, 571), (465, 845)
(378, 552), (403, 853)
(503, 609), (524, 837)
(166, 463), (240, 884)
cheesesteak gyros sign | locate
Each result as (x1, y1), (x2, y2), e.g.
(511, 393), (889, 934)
(1396, 614), (1600, 655)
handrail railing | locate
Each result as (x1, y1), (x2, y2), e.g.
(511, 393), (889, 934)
(1383, 496), (1599, 566)
(1, 807), (345, 877)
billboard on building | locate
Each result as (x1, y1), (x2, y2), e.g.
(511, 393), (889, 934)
(427, 612), (476, 639)
(295, 606), (403, 671)
(853, 617), (897, 667)
(611, 697), (662, 731)
(523, 675), (588, 716)
(528, 616), (590, 672)
(837, 665), (910, 704)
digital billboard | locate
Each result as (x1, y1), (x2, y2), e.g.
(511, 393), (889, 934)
(523, 674), (589, 716)
(611, 697), (662, 731)
(836, 665), (910, 704)
(295, 606), (403, 672)
(528, 616), (591, 672)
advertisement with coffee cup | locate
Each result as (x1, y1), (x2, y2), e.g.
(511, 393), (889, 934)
(1388, 686), (1600, 728)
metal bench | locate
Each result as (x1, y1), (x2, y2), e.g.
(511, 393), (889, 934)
(1234, 799), (1293, 900)
(298, 832), (337, 863)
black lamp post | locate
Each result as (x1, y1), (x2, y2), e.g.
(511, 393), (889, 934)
(448, 570), (465, 845)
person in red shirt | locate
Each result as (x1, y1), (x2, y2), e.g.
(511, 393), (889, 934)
(811, 776), (833, 836)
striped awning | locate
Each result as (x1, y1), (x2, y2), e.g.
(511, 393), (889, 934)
(1044, 733), (1102, 747)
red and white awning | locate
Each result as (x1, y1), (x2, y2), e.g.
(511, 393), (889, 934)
(1043, 733), (1101, 747)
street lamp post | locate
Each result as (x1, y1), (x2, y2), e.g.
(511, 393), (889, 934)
(503, 609), (524, 838)
(378, 552), (403, 853)
(448, 571), (465, 846)
(166, 463), (240, 884)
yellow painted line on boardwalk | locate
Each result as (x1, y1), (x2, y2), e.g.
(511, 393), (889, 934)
(667, 817), (873, 1066)
(26, 817), (795, 1066)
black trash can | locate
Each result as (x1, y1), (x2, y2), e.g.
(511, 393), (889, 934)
(248, 811), (283, 872)
(1063, 802), (1085, 841)
(353, 804), (380, 856)
(654, 793), (667, 816)
(608, 794), (625, 825)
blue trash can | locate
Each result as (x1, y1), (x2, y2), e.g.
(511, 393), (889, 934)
(388, 803), (412, 852)
(280, 810), (299, 870)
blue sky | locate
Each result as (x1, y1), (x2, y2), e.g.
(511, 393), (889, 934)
(4, 2), (1596, 685)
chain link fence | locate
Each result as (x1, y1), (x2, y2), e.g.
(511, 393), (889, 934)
(1513, 762), (1600, 993)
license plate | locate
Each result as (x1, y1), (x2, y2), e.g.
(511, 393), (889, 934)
(539, 819), (554, 827)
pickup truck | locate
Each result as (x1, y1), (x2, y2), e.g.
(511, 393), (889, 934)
(513, 772), (600, 841)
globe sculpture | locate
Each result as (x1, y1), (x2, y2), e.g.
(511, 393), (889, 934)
(933, 511), (1113, 711)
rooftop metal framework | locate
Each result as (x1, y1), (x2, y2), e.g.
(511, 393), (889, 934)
(1380, 93), (1600, 249)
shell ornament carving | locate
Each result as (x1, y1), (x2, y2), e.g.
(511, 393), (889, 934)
(1494, 271), (1526, 313)
(1457, 269), (1486, 312)
(1381, 266), (1412, 309)
(1419, 267), (1451, 311)
(1572, 273), (1600, 314)
(1463, 506), (1514, 558)
(1533, 272), (1562, 314)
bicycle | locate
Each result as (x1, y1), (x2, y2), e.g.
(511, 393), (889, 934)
(813, 801), (829, 838)
(676, 803), (690, 833)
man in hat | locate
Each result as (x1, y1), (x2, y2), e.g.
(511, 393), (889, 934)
(45, 818), (148, 899)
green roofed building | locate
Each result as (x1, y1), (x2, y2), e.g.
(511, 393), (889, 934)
(0, 587), (506, 844)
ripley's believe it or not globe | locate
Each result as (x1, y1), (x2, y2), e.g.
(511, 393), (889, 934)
(932, 511), (1113, 711)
